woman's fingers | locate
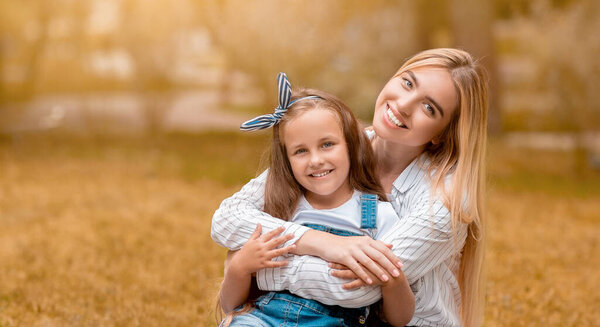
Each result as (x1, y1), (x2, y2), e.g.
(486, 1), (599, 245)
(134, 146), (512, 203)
(361, 245), (401, 278)
(330, 268), (356, 280)
(353, 249), (390, 283)
(371, 240), (403, 269)
(340, 258), (372, 285)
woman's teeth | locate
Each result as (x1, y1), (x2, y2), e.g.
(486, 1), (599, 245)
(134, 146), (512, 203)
(386, 108), (406, 128)
(311, 170), (331, 177)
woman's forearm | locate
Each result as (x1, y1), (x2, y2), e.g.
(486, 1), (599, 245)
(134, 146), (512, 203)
(211, 170), (310, 250)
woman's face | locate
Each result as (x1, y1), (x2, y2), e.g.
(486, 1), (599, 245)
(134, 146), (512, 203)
(372, 66), (459, 149)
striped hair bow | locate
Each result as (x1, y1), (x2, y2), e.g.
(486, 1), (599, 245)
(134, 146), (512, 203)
(240, 72), (319, 131)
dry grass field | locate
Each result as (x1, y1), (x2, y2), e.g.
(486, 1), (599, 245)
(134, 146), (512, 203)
(0, 132), (598, 326)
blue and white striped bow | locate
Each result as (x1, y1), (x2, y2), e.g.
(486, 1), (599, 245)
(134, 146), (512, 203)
(240, 72), (319, 131)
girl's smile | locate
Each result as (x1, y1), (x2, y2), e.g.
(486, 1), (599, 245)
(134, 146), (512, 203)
(283, 109), (353, 209)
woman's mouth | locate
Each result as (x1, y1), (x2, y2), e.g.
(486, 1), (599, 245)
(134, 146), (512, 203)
(386, 106), (407, 128)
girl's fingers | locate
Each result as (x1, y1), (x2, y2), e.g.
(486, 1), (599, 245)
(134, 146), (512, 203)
(267, 244), (296, 258)
(341, 258), (372, 285)
(249, 223), (262, 240)
(328, 263), (347, 270)
(259, 226), (286, 241)
(330, 268), (356, 280)
(264, 260), (289, 268)
(342, 279), (366, 290)
(265, 233), (294, 249)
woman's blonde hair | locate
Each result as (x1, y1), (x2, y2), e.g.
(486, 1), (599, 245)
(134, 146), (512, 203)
(396, 48), (488, 327)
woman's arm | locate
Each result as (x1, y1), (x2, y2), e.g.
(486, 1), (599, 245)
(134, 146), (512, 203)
(211, 170), (310, 250)
(219, 225), (295, 313)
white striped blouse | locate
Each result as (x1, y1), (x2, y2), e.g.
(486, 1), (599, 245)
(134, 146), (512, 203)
(211, 155), (468, 327)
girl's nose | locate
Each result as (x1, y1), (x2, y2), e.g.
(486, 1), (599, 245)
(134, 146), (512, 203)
(309, 153), (324, 166)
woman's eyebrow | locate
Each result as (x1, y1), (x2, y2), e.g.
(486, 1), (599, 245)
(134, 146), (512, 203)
(406, 70), (445, 117)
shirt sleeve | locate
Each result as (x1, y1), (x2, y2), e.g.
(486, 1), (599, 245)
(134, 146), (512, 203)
(255, 254), (382, 308)
(378, 189), (468, 285)
(211, 170), (311, 250)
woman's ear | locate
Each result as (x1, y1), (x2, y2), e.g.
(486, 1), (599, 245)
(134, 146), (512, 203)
(431, 136), (442, 145)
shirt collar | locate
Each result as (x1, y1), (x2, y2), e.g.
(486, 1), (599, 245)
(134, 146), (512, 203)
(392, 154), (428, 194)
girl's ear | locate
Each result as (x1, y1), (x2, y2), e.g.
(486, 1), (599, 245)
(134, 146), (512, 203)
(431, 136), (442, 145)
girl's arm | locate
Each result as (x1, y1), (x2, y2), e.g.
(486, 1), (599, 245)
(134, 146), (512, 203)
(211, 170), (311, 250)
(379, 270), (415, 326)
(219, 224), (295, 313)
(212, 170), (401, 283)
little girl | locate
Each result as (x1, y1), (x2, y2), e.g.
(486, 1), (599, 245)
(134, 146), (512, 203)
(217, 73), (414, 327)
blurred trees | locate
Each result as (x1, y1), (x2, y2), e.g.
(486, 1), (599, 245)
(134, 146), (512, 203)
(199, 0), (418, 117)
(0, 0), (598, 135)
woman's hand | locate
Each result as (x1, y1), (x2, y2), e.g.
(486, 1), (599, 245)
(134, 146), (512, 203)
(294, 231), (402, 285)
(228, 224), (296, 276)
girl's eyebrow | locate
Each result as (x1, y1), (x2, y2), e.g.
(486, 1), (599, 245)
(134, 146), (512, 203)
(406, 70), (446, 117)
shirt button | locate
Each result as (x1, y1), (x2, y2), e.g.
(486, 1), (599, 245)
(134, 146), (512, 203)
(359, 315), (366, 324)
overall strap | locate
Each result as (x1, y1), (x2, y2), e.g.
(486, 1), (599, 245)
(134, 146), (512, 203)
(360, 194), (378, 230)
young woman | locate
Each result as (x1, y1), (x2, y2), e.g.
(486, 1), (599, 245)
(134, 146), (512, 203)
(212, 48), (488, 326)
(218, 73), (414, 326)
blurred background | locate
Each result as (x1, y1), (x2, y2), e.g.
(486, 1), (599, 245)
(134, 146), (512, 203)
(0, 0), (598, 326)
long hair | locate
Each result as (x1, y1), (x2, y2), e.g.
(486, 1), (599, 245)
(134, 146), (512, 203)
(394, 48), (488, 327)
(217, 88), (388, 326)
(264, 88), (387, 221)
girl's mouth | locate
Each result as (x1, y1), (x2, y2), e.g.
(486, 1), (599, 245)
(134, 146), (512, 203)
(310, 170), (332, 177)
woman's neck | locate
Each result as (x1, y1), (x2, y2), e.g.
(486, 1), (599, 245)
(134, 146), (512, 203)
(372, 136), (425, 191)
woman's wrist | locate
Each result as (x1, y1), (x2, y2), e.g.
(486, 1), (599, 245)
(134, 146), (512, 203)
(292, 229), (336, 258)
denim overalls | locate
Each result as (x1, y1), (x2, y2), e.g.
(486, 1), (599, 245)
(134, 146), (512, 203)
(226, 194), (379, 327)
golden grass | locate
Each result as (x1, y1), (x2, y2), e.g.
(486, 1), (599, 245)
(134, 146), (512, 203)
(0, 132), (598, 326)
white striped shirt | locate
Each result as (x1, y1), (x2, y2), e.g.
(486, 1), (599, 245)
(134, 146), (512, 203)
(211, 156), (468, 326)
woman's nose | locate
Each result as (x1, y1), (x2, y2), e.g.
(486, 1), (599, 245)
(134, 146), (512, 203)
(395, 96), (416, 118)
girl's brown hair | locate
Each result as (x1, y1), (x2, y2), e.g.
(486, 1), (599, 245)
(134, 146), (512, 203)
(264, 88), (387, 220)
(217, 88), (387, 326)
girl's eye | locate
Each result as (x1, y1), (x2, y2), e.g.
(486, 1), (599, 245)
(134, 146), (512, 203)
(424, 103), (435, 115)
(294, 148), (307, 155)
(403, 78), (413, 88)
(322, 142), (333, 148)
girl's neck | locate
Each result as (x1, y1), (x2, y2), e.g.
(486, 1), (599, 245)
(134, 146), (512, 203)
(304, 183), (354, 210)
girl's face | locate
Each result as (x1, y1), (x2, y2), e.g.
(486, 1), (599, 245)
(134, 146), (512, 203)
(372, 66), (459, 149)
(283, 109), (352, 208)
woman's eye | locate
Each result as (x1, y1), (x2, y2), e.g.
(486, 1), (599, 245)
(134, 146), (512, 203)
(322, 142), (333, 148)
(425, 104), (435, 115)
(403, 78), (413, 88)
(294, 149), (307, 155)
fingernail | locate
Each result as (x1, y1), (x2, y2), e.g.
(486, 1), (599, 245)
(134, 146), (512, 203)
(367, 278), (373, 284)
(397, 261), (403, 268)
(392, 269), (400, 277)
(382, 275), (389, 282)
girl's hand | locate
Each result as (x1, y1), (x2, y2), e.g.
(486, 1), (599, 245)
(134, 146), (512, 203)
(229, 224), (296, 276)
(315, 234), (402, 285)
